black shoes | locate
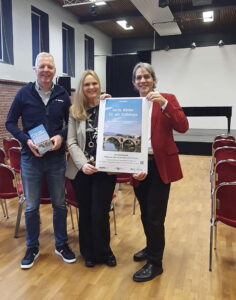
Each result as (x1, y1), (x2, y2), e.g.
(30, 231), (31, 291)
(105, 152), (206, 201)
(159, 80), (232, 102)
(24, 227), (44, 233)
(133, 262), (163, 282)
(85, 259), (95, 268)
(105, 254), (117, 267)
(55, 243), (76, 263)
(84, 254), (117, 267)
(21, 247), (39, 269)
(133, 248), (147, 262)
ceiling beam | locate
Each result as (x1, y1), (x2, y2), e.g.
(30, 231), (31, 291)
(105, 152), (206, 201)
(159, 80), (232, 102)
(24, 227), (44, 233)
(79, 11), (143, 24)
(172, 4), (236, 14)
(63, 0), (115, 7)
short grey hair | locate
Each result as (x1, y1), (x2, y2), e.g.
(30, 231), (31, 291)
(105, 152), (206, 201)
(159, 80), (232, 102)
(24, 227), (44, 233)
(132, 62), (157, 89)
(35, 52), (55, 69)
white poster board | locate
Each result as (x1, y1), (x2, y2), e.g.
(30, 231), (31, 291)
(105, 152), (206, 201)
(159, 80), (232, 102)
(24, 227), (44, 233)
(96, 97), (149, 173)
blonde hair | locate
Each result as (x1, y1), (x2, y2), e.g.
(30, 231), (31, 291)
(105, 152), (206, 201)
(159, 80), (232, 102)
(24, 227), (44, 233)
(70, 70), (101, 121)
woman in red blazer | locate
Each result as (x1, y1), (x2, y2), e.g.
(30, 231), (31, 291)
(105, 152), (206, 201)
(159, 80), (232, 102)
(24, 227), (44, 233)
(131, 62), (189, 282)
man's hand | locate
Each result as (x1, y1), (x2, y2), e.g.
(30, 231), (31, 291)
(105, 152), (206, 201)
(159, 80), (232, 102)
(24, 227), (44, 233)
(132, 172), (147, 181)
(50, 135), (62, 151)
(82, 163), (98, 175)
(146, 91), (168, 107)
(27, 139), (43, 157)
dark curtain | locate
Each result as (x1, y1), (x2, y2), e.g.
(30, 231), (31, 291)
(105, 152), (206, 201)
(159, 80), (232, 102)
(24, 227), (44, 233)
(106, 51), (151, 97)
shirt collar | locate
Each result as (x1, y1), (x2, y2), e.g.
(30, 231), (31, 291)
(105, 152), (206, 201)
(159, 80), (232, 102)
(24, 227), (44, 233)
(35, 81), (54, 93)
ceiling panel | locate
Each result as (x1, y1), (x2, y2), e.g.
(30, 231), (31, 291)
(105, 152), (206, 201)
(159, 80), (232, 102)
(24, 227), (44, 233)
(52, 0), (236, 39)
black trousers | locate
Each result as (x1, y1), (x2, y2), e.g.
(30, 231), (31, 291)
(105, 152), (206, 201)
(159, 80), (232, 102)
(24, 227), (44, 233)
(134, 158), (170, 265)
(72, 171), (116, 261)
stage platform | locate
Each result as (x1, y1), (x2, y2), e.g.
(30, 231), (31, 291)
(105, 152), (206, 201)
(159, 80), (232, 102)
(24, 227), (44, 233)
(174, 129), (236, 156)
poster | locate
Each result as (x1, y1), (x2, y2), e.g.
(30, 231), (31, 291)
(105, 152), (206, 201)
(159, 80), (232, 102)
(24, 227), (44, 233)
(96, 97), (149, 173)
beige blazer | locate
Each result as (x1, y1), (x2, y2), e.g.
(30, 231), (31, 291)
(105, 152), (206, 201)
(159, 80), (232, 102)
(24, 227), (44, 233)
(65, 115), (88, 180)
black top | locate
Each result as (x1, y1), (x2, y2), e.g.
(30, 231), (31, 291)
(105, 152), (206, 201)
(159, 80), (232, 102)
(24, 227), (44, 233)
(84, 105), (99, 164)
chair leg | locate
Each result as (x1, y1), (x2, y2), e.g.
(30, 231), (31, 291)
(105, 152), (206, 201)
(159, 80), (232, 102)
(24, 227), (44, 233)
(4, 199), (9, 218)
(68, 204), (75, 230)
(209, 218), (215, 271)
(14, 195), (25, 238)
(0, 199), (6, 217)
(214, 221), (217, 250)
(132, 196), (137, 215)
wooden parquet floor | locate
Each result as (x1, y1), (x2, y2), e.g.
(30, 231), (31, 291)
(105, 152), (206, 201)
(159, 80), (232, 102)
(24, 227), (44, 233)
(0, 155), (235, 300)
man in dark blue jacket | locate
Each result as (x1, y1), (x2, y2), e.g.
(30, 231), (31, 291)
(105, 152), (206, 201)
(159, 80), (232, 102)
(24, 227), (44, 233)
(6, 52), (76, 269)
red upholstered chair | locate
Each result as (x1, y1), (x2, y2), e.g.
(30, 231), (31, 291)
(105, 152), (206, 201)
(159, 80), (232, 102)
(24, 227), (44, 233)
(65, 178), (79, 230)
(209, 180), (236, 271)
(212, 139), (236, 155)
(0, 164), (24, 236)
(209, 143), (236, 271)
(116, 173), (137, 215)
(210, 146), (236, 190)
(3, 137), (21, 159)
(65, 178), (117, 234)
(214, 134), (235, 141)
(8, 147), (21, 174)
(0, 160), (6, 215)
(116, 173), (131, 190)
(0, 148), (6, 164)
(0, 151), (7, 215)
(8, 147), (22, 185)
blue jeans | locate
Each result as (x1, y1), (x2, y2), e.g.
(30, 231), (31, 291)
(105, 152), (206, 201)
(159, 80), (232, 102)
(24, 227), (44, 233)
(21, 153), (68, 248)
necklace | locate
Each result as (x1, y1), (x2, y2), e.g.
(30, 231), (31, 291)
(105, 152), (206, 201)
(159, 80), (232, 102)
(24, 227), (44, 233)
(86, 106), (99, 149)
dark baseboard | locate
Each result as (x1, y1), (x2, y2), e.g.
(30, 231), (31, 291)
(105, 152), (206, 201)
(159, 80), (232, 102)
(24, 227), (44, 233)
(176, 141), (212, 156)
(174, 128), (236, 156)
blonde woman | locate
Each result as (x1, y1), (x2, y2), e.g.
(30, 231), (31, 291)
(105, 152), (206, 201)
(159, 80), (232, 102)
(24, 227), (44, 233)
(66, 70), (116, 268)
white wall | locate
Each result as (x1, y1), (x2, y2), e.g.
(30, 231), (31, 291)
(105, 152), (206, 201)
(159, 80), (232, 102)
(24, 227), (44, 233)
(152, 45), (236, 130)
(0, 0), (112, 90)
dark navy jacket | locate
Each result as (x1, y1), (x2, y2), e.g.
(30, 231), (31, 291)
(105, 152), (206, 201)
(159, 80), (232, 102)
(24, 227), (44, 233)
(5, 82), (71, 156)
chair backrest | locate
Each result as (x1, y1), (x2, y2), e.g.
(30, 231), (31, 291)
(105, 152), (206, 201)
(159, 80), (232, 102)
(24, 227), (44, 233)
(116, 173), (132, 184)
(0, 164), (18, 197)
(216, 182), (236, 227)
(3, 137), (21, 158)
(215, 159), (236, 186)
(214, 134), (235, 141)
(214, 146), (236, 164)
(211, 147), (236, 189)
(8, 147), (21, 173)
(65, 178), (78, 207)
(212, 139), (236, 154)
(0, 148), (6, 164)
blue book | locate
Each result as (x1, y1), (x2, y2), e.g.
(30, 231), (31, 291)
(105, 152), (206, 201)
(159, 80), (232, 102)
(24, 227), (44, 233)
(28, 124), (53, 155)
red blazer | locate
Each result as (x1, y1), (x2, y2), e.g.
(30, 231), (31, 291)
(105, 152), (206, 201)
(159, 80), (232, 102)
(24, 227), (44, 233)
(151, 93), (189, 184)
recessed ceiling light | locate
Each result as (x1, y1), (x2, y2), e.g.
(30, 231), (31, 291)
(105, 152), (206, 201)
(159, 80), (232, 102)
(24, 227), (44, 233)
(94, 1), (106, 6)
(116, 20), (134, 30)
(90, 0), (106, 6)
(203, 11), (214, 22)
